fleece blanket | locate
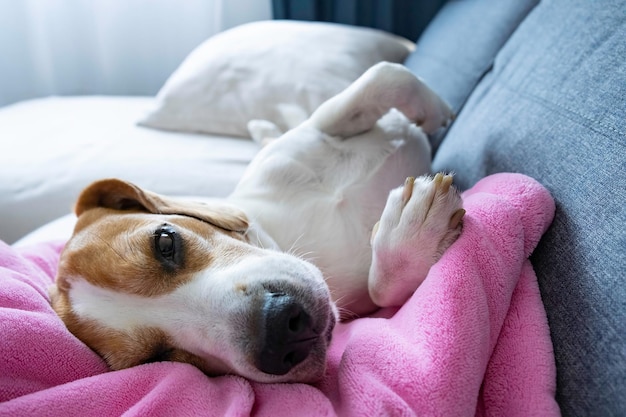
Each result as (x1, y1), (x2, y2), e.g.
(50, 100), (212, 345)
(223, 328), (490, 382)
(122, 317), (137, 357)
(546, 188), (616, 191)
(0, 173), (560, 417)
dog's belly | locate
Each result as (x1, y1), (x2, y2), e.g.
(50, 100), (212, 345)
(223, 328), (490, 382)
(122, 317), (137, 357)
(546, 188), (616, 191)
(232, 190), (384, 314)
(230, 110), (431, 313)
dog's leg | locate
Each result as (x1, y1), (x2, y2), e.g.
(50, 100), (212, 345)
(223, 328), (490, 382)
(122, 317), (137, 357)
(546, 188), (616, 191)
(368, 173), (465, 307)
(307, 62), (453, 138)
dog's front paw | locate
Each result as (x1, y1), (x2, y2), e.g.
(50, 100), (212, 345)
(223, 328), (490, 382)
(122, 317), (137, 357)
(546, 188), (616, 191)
(368, 173), (465, 307)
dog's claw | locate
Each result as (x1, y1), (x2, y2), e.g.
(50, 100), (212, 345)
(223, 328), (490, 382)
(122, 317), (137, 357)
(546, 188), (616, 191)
(449, 208), (465, 229)
(441, 174), (453, 193)
(402, 177), (415, 206)
(370, 221), (380, 245)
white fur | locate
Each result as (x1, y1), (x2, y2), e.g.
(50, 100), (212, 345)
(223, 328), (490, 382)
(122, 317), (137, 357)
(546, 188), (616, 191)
(69, 275), (242, 369)
(229, 62), (457, 313)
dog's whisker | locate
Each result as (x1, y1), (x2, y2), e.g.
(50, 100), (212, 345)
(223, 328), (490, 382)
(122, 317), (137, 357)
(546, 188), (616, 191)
(285, 238), (325, 262)
(295, 251), (319, 262)
(245, 228), (267, 250)
(286, 244), (320, 263)
(339, 308), (359, 321)
(332, 301), (359, 321)
(286, 233), (306, 254)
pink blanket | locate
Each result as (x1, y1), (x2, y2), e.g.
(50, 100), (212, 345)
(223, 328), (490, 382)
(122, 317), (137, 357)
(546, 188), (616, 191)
(0, 173), (560, 416)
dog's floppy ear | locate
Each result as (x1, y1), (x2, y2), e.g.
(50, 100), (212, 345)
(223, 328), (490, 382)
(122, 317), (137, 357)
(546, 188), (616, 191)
(75, 178), (248, 232)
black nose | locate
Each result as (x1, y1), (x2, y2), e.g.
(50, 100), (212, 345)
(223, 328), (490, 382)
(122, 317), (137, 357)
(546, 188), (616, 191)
(256, 292), (318, 375)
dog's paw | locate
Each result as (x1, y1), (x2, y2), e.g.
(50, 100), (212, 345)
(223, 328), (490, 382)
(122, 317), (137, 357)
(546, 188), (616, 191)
(368, 173), (465, 307)
(407, 79), (455, 134)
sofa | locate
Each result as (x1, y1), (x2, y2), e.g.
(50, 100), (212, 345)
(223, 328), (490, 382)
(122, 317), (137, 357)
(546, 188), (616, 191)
(410, 2), (625, 415)
(0, 0), (624, 415)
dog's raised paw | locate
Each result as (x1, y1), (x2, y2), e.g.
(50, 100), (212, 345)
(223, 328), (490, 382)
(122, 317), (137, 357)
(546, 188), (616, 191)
(368, 173), (464, 307)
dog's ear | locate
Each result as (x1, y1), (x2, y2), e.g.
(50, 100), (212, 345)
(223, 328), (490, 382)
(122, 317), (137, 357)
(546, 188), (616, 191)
(75, 179), (248, 232)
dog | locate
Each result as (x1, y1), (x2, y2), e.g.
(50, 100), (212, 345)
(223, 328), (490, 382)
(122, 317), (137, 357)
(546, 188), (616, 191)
(51, 62), (465, 383)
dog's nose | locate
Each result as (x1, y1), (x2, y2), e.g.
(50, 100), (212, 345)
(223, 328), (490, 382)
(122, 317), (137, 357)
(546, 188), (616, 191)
(256, 292), (318, 375)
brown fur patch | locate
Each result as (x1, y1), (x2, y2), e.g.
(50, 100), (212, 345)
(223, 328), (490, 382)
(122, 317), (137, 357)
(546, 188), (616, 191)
(57, 209), (253, 298)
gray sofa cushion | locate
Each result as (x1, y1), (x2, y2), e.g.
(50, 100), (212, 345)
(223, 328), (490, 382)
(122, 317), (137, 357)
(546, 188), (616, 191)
(420, 0), (626, 415)
(404, 0), (538, 151)
(405, 0), (539, 113)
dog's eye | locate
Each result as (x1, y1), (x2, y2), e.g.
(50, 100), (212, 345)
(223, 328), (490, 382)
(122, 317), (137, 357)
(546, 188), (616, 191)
(153, 225), (181, 269)
(157, 232), (175, 259)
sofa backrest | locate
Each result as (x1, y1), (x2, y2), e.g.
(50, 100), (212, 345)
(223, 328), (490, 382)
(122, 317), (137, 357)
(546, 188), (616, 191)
(407, 1), (626, 416)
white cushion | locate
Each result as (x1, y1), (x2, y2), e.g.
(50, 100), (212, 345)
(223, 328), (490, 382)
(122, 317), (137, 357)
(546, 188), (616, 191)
(138, 20), (413, 137)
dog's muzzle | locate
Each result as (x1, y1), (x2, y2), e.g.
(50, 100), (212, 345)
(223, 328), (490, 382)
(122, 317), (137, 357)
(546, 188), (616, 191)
(256, 292), (321, 375)
(255, 290), (335, 376)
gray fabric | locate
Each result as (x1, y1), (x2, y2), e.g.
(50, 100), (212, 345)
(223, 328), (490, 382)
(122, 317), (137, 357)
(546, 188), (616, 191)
(430, 0), (626, 415)
(405, 0), (539, 113)
(404, 0), (538, 152)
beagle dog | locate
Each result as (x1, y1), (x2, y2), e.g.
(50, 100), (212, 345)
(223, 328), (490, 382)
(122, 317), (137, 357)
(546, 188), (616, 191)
(51, 62), (464, 383)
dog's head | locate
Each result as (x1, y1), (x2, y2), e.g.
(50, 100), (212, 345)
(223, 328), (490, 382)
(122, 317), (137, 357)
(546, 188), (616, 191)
(52, 179), (336, 383)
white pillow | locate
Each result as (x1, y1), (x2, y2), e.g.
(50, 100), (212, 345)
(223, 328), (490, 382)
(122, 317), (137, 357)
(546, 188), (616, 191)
(138, 20), (414, 138)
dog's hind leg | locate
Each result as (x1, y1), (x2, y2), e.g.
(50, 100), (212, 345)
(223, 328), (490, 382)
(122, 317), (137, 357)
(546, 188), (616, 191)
(307, 62), (453, 139)
(367, 173), (465, 307)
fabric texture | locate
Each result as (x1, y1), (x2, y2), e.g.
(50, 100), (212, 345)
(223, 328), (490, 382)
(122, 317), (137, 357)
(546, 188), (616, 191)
(138, 20), (414, 138)
(0, 173), (558, 416)
(430, 0), (626, 415)
(0, 1), (237, 107)
(403, 0), (539, 152)
(404, 0), (538, 114)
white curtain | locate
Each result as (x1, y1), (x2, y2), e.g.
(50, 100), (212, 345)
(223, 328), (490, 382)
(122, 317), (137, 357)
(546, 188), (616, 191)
(0, 0), (272, 107)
